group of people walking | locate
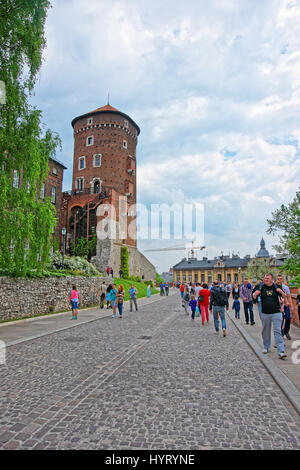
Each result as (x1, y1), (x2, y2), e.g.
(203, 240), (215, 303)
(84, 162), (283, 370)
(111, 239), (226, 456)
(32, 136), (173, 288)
(68, 282), (142, 320)
(159, 282), (170, 296)
(178, 272), (296, 359)
(179, 281), (228, 336)
(97, 282), (140, 318)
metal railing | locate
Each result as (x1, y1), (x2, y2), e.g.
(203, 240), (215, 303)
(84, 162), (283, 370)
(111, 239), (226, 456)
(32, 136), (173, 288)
(63, 188), (107, 198)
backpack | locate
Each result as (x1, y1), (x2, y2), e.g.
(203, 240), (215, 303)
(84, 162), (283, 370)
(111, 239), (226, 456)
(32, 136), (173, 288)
(213, 287), (227, 306)
(198, 294), (204, 303)
(184, 293), (190, 302)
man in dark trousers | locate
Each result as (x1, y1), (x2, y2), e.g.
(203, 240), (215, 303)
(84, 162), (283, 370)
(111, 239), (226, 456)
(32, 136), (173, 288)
(240, 278), (255, 325)
(209, 280), (229, 337)
(253, 273), (287, 359)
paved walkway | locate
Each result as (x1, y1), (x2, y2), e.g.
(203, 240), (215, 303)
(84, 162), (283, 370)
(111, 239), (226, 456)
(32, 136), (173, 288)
(0, 292), (165, 346)
(227, 300), (300, 414)
(0, 292), (299, 450)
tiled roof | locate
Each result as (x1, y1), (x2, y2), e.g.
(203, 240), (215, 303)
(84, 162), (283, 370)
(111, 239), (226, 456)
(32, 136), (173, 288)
(173, 257), (251, 270)
(89, 104), (120, 113)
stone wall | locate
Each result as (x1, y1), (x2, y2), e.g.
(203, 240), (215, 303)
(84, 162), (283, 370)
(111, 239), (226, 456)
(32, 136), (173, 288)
(0, 276), (113, 322)
(92, 240), (156, 280)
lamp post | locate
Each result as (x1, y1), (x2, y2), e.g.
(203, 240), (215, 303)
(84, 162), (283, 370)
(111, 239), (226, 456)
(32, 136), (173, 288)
(62, 227), (66, 269)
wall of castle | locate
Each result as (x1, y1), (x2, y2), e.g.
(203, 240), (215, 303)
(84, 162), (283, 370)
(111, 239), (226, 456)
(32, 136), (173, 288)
(0, 276), (113, 322)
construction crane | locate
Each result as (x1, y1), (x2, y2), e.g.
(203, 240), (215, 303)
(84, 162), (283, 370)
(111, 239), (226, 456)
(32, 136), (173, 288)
(144, 241), (205, 259)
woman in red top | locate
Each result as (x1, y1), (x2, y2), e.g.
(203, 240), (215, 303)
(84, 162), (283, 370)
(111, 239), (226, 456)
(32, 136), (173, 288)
(198, 283), (211, 324)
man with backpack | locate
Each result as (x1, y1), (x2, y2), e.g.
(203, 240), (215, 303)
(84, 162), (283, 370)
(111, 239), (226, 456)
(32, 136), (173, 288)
(209, 280), (229, 336)
(183, 286), (190, 315)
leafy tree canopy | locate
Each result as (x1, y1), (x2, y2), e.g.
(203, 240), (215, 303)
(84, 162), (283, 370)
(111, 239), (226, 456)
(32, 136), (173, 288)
(0, 0), (61, 277)
(266, 189), (300, 285)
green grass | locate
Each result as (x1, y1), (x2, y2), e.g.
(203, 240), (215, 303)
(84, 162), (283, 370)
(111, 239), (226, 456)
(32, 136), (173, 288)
(112, 278), (158, 301)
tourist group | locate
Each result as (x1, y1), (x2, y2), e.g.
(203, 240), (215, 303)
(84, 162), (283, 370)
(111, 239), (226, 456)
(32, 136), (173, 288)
(176, 273), (295, 360)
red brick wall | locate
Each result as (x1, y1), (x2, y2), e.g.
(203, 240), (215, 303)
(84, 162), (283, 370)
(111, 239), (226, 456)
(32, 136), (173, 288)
(290, 288), (300, 327)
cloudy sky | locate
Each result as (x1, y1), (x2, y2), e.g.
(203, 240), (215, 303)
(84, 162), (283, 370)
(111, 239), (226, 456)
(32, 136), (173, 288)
(32, 0), (300, 272)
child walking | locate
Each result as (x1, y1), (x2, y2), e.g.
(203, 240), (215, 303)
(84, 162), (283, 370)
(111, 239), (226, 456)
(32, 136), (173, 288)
(189, 295), (197, 320)
(70, 284), (80, 319)
(232, 298), (240, 319)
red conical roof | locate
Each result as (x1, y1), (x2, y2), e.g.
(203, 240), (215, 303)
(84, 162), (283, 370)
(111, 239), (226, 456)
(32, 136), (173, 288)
(90, 104), (120, 113)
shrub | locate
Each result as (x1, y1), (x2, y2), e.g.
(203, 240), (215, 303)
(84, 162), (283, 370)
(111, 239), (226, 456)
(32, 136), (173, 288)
(120, 246), (130, 278)
(49, 252), (101, 276)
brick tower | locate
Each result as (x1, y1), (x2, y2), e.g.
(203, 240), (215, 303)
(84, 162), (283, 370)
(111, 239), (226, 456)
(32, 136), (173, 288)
(71, 103), (139, 217)
(61, 103), (155, 278)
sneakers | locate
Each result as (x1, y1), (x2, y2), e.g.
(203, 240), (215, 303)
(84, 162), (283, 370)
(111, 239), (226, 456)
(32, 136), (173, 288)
(262, 348), (268, 354)
(214, 331), (219, 335)
(251, 321), (255, 325)
(223, 329), (226, 337)
(279, 352), (287, 360)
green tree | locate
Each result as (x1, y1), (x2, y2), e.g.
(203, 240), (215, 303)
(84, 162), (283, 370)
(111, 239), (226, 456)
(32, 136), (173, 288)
(0, 0), (60, 277)
(266, 189), (300, 286)
(70, 236), (97, 259)
(244, 258), (278, 282)
(120, 246), (130, 279)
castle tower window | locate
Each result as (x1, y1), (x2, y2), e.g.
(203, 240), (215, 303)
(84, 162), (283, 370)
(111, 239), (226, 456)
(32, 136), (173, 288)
(93, 154), (102, 168)
(92, 179), (101, 194)
(86, 136), (94, 146)
(87, 117), (93, 125)
(123, 140), (127, 149)
(124, 120), (129, 128)
(52, 167), (58, 175)
(76, 177), (84, 192)
(79, 156), (86, 170)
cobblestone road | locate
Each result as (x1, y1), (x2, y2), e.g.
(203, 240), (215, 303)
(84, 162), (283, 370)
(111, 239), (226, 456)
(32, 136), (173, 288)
(0, 294), (300, 450)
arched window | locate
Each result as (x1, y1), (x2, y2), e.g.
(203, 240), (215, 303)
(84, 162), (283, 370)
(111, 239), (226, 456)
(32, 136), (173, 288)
(91, 178), (101, 194)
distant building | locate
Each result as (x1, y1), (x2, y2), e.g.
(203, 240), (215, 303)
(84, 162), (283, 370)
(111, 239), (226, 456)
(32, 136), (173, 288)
(256, 237), (270, 258)
(173, 254), (249, 284)
(161, 268), (174, 283)
(173, 238), (285, 284)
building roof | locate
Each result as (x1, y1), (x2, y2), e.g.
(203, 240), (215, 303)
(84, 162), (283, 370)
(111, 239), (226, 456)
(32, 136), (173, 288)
(71, 103), (141, 135)
(173, 257), (251, 271)
(256, 237), (270, 258)
(49, 156), (67, 170)
(90, 104), (120, 113)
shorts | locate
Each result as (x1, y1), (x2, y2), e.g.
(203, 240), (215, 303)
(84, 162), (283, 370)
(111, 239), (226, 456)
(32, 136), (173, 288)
(110, 300), (117, 307)
(71, 300), (78, 309)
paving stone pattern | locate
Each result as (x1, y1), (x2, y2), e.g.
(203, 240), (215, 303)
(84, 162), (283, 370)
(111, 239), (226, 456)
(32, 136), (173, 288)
(0, 295), (300, 450)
